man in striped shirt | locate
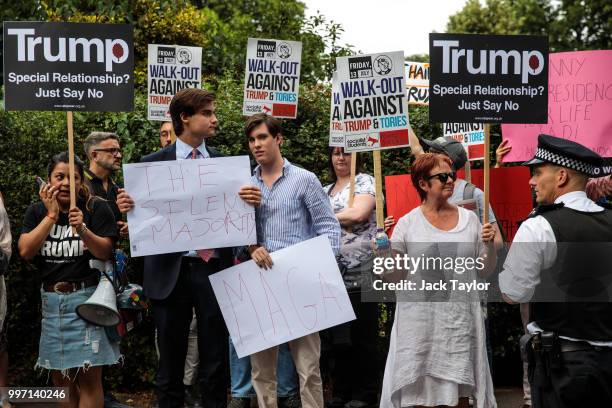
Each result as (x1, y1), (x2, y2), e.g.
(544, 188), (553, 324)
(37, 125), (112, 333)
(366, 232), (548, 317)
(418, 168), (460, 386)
(245, 113), (341, 408)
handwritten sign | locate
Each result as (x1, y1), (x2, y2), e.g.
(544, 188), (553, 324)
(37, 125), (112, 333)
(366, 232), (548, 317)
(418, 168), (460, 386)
(336, 51), (410, 152)
(385, 166), (532, 241)
(329, 71), (344, 146)
(443, 123), (485, 161)
(405, 61), (429, 105)
(243, 38), (302, 118)
(147, 44), (202, 121)
(501, 50), (612, 161)
(123, 156), (256, 257)
(210, 235), (355, 358)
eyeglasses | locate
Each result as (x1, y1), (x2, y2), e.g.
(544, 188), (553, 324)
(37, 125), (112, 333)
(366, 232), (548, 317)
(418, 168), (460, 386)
(94, 148), (122, 156)
(426, 172), (457, 183)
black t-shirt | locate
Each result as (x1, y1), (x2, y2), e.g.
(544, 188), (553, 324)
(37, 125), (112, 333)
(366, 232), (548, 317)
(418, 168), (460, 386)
(84, 169), (122, 222)
(21, 198), (118, 284)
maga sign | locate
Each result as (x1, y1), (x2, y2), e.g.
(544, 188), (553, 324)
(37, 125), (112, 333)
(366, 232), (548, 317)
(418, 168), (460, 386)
(501, 50), (612, 161)
(243, 38), (302, 118)
(336, 51), (410, 152)
(429, 33), (548, 123)
(123, 156), (256, 257)
(210, 235), (355, 358)
(3, 22), (133, 111)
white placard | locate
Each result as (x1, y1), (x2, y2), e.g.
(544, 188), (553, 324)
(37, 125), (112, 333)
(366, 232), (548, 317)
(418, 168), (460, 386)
(329, 71), (344, 147)
(123, 156), (256, 257)
(210, 235), (356, 358)
(147, 44), (202, 121)
(405, 61), (429, 105)
(443, 123), (486, 161)
(336, 51), (410, 152)
(243, 38), (302, 118)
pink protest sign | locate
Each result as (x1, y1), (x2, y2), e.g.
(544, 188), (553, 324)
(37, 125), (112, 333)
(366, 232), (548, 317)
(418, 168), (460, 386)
(501, 50), (612, 161)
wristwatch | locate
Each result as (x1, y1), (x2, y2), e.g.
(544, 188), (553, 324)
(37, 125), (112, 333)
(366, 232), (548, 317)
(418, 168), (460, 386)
(77, 223), (88, 236)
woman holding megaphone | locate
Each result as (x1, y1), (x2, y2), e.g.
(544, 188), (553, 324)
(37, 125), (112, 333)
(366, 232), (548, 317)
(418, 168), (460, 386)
(19, 152), (120, 407)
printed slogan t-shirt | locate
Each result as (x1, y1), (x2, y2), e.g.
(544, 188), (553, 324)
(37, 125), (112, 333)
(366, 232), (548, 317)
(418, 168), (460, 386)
(22, 198), (117, 284)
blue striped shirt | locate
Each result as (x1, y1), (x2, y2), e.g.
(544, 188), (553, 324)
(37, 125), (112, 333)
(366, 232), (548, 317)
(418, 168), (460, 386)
(252, 159), (340, 254)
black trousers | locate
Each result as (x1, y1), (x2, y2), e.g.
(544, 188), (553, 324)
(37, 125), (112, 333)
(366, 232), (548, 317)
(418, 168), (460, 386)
(531, 347), (612, 408)
(327, 293), (380, 404)
(152, 258), (228, 408)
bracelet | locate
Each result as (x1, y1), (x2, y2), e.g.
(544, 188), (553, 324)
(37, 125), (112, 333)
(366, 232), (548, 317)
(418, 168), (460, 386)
(45, 214), (58, 222)
(76, 223), (88, 236)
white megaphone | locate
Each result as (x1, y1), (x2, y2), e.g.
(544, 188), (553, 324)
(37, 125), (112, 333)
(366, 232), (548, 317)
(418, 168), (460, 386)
(76, 259), (121, 327)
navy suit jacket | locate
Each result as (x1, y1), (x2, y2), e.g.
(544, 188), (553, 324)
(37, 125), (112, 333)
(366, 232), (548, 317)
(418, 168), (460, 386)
(140, 143), (234, 300)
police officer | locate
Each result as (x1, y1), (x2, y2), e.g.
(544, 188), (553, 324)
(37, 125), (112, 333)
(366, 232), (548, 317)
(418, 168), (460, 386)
(499, 134), (612, 408)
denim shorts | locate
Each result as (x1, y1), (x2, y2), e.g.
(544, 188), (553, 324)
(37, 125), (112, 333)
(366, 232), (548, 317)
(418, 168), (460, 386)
(37, 287), (121, 372)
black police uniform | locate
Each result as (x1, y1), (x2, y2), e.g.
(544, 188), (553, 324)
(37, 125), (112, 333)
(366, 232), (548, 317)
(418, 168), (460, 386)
(502, 135), (612, 408)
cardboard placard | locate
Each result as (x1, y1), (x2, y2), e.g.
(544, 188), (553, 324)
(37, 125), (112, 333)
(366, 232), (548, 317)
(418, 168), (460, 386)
(336, 51), (410, 152)
(405, 61), (429, 105)
(210, 236), (355, 358)
(329, 71), (344, 146)
(123, 156), (256, 257)
(443, 123), (485, 161)
(385, 166), (533, 241)
(3, 21), (133, 111)
(243, 38), (302, 118)
(147, 44), (202, 121)
(429, 33), (548, 123)
(501, 50), (612, 162)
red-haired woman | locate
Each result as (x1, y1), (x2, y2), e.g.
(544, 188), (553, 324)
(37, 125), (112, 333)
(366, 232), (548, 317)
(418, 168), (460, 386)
(380, 153), (497, 408)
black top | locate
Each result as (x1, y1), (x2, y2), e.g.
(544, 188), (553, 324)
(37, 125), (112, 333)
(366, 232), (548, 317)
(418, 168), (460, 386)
(531, 206), (612, 341)
(21, 198), (118, 284)
(84, 168), (122, 222)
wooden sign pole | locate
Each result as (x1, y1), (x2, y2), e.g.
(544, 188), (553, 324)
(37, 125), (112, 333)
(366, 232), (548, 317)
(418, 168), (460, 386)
(67, 111), (77, 208)
(373, 150), (384, 228)
(464, 160), (472, 183)
(348, 153), (357, 208)
(483, 124), (491, 224)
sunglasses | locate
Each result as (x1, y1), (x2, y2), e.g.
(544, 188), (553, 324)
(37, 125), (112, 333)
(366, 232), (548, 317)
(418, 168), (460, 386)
(426, 172), (457, 183)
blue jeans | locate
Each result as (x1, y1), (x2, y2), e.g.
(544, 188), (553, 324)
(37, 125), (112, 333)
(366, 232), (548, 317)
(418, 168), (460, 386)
(229, 339), (298, 398)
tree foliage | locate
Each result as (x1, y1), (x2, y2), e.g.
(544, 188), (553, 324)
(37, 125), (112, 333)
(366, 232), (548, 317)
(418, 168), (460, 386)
(447, 0), (611, 51)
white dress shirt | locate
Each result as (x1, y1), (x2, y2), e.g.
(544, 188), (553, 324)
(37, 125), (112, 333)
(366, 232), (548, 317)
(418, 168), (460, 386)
(499, 190), (611, 346)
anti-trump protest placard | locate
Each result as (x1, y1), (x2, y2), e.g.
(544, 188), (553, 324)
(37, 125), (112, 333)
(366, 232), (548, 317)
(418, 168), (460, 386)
(3, 22), (133, 111)
(405, 61), (429, 105)
(336, 51), (410, 152)
(385, 166), (533, 241)
(329, 71), (344, 147)
(147, 44), (202, 121)
(243, 38), (302, 118)
(501, 50), (612, 162)
(429, 33), (548, 123)
(123, 156), (256, 257)
(443, 123), (485, 160)
(210, 235), (355, 358)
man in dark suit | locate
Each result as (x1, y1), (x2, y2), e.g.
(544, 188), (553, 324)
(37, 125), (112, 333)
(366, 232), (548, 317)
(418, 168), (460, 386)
(117, 88), (261, 408)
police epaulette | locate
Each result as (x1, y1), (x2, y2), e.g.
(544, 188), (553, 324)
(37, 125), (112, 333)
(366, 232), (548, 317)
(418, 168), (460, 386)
(528, 203), (565, 218)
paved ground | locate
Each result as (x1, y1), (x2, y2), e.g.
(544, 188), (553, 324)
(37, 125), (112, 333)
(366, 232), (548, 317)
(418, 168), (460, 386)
(495, 387), (525, 408)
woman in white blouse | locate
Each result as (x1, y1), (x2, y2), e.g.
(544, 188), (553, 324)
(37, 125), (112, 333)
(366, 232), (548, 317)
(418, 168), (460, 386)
(380, 153), (498, 408)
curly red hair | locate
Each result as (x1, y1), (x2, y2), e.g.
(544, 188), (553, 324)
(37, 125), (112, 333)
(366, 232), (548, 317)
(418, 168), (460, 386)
(411, 153), (454, 201)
